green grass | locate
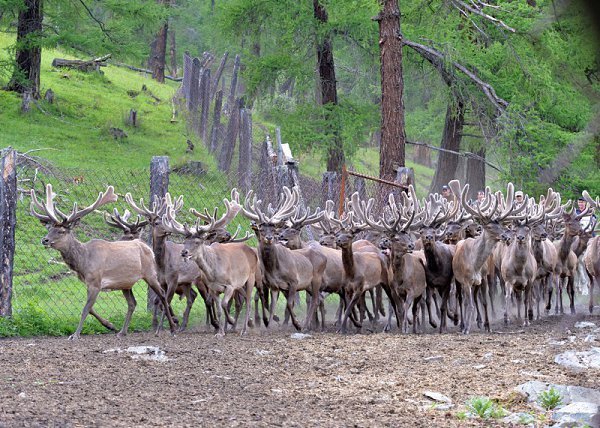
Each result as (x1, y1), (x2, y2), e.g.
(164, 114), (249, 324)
(457, 396), (509, 420)
(537, 388), (563, 410)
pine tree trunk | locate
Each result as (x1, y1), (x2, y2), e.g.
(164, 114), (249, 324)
(375, 0), (405, 185)
(430, 98), (465, 193)
(6, 0), (43, 98)
(466, 147), (485, 199)
(149, 1), (169, 83)
(313, 0), (344, 174)
(169, 25), (177, 78)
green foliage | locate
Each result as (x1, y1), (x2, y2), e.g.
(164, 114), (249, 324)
(464, 396), (509, 419)
(537, 388), (563, 410)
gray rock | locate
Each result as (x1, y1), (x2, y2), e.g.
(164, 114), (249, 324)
(423, 355), (444, 362)
(585, 334), (597, 343)
(501, 412), (536, 425)
(553, 402), (600, 428)
(423, 391), (452, 403)
(515, 381), (600, 406)
(290, 333), (312, 340)
(575, 321), (597, 329)
(555, 348), (600, 370)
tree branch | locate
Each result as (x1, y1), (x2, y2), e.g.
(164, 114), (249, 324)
(402, 38), (509, 114)
(76, 0), (117, 44)
(407, 140), (502, 172)
(450, 0), (515, 33)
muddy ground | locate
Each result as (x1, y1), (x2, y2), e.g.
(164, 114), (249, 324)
(1, 309), (599, 428)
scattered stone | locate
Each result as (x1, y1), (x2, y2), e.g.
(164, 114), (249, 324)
(549, 339), (567, 346)
(270, 388), (283, 394)
(126, 346), (169, 362)
(18, 392), (26, 399)
(423, 391), (452, 403)
(423, 355), (443, 362)
(501, 412), (536, 425)
(482, 352), (493, 360)
(109, 127), (128, 140)
(255, 349), (270, 356)
(553, 402), (600, 428)
(555, 348), (600, 370)
(511, 359), (525, 364)
(290, 333), (312, 340)
(575, 322), (597, 329)
(430, 403), (454, 411)
(569, 336), (577, 343)
(473, 364), (487, 370)
(519, 370), (548, 379)
(585, 334), (597, 343)
(515, 381), (600, 405)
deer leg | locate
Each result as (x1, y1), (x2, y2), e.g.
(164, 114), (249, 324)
(147, 278), (177, 336)
(303, 280), (321, 331)
(425, 287), (438, 329)
(555, 276), (564, 315)
(179, 285), (197, 332)
(479, 280), (491, 333)
(88, 308), (116, 332)
(241, 278), (255, 336)
(286, 287), (302, 331)
(545, 274), (554, 315)
(413, 295), (423, 334)
(380, 282), (400, 332)
(567, 276), (576, 315)
(439, 287), (450, 334)
(217, 286), (236, 336)
(70, 286), (101, 340)
(402, 295), (414, 334)
(487, 271), (496, 318)
(524, 286), (532, 326)
(462, 285), (474, 334)
(117, 289), (137, 337)
(268, 288), (279, 328)
(340, 292), (361, 334)
(367, 288), (378, 323)
(589, 274), (596, 314)
(376, 284), (386, 318)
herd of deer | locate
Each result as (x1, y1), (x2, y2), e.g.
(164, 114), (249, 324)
(29, 179), (600, 340)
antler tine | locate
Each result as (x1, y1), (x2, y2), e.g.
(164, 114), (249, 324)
(125, 192), (157, 218)
(350, 194), (388, 233)
(449, 180), (485, 222)
(63, 186), (118, 224)
(161, 206), (190, 236)
(30, 184), (62, 224)
(269, 186), (298, 224)
(103, 208), (129, 232)
(241, 190), (264, 223)
(583, 190), (599, 209)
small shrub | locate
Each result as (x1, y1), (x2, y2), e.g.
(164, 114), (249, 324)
(465, 396), (508, 419)
(537, 387), (563, 410)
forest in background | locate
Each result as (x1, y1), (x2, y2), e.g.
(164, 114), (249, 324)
(1, 0), (599, 199)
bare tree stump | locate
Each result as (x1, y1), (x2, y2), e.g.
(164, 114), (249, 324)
(21, 91), (32, 113)
(209, 90), (223, 153)
(218, 98), (241, 172)
(126, 109), (138, 127)
(44, 88), (54, 104)
(0, 148), (17, 317)
(238, 109), (252, 192)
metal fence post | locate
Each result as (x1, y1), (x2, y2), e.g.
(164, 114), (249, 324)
(147, 156), (169, 311)
(0, 148), (17, 318)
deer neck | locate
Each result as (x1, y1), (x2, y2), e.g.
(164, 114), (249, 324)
(340, 243), (356, 278)
(259, 241), (280, 274)
(422, 241), (441, 272)
(472, 229), (499, 271)
(510, 240), (530, 264)
(55, 234), (88, 277)
(392, 250), (407, 281)
(287, 235), (305, 250)
(191, 244), (219, 282)
(532, 239), (544, 263)
(152, 229), (168, 272)
(557, 232), (576, 259)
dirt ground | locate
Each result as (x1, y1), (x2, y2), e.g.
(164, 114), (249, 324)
(1, 309), (599, 428)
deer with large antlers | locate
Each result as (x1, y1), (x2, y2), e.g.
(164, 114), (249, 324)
(351, 190), (425, 333)
(582, 191), (600, 314)
(500, 193), (558, 326)
(30, 184), (177, 339)
(103, 208), (149, 241)
(241, 187), (326, 331)
(548, 200), (588, 315)
(162, 190), (257, 336)
(448, 180), (521, 334)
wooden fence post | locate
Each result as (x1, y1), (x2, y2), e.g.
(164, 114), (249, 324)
(200, 68), (211, 145)
(212, 51), (229, 99)
(0, 148), (17, 318)
(226, 54), (241, 114)
(219, 98), (241, 172)
(238, 109), (252, 193)
(147, 156), (169, 311)
(182, 51), (192, 100)
(209, 90), (223, 153)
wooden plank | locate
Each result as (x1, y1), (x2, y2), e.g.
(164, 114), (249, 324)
(0, 148), (16, 317)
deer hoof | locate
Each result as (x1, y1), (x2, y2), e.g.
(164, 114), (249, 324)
(116, 331), (127, 338)
(215, 332), (225, 338)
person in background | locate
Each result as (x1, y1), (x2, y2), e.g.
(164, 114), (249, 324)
(576, 197), (596, 233)
(515, 190), (525, 206)
(441, 185), (451, 201)
(477, 189), (485, 205)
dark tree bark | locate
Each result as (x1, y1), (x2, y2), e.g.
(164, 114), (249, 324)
(148, 156), (169, 311)
(148, 0), (169, 83)
(374, 0), (406, 188)
(466, 147), (486, 198)
(431, 98), (465, 193)
(313, 0), (345, 174)
(0, 149), (17, 318)
(6, 0), (43, 98)
(169, 25), (177, 78)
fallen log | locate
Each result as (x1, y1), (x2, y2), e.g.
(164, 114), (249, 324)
(51, 54), (111, 72)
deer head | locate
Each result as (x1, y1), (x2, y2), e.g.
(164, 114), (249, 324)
(30, 184), (117, 249)
(103, 208), (149, 240)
